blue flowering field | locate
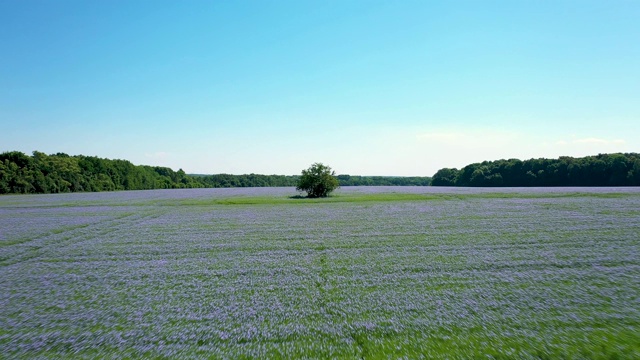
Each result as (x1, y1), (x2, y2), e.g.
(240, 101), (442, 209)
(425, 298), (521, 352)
(1, 187), (639, 358)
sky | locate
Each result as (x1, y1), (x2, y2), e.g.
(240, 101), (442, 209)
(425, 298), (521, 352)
(1, 1), (638, 176)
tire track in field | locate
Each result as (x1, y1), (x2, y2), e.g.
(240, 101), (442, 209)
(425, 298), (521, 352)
(0, 210), (164, 267)
(310, 244), (370, 358)
(0, 222), (96, 247)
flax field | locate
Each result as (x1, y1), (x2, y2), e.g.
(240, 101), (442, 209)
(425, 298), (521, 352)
(1, 187), (639, 359)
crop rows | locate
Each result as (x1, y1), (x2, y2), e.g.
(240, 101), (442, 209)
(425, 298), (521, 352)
(1, 187), (639, 358)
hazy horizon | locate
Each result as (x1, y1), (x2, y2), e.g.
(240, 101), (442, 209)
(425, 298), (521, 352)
(2, 1), (638, 176)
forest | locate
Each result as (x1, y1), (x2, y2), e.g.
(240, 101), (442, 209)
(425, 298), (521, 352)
(0, 151), (202, 194)
(336, 175), (431, 186)
(4, 151), (639, 194)
(431, 153), (640, 187)
(0, 151), (432, 194)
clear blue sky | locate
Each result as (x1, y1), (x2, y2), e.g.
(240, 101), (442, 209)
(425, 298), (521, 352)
(1, 1), (638, 176)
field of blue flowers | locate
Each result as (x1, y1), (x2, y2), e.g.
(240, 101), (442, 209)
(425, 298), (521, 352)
(1, 187), (639, 358)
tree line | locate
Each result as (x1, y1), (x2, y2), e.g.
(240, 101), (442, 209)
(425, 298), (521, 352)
(193, 174), (299, 188)
(0, 151), (433, 194)
(4, 151), (638, 195)
(0, 151), (203, 194)
(432, 153), (640, 187)
(191, 174), (432, 188)
(336, 175), (431, 186)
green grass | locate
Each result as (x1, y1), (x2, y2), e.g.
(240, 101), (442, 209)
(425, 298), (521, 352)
(154, 191), (640, 207)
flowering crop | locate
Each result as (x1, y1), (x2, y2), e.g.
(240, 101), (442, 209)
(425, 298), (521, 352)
(1, 187), (639, 358)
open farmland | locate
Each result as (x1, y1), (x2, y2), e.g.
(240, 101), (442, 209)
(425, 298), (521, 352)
(1, 187), (640, 359)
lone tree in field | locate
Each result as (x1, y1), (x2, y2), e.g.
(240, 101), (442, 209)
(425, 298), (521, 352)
(296, 163), (339, 198)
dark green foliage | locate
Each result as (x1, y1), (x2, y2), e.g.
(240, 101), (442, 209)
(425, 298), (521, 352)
(432, 153), (640, 187)
(336, 175), (431, 186)
(0, 151), (431, 195)
(0, 151), (203, 194)
(430, 168), (458, 186)
(296, 163), (340, 198)
(195, 173), (300, 188)
(196, 174), (430, 188)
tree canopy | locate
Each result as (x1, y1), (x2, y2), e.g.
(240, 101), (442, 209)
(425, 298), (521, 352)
(296, 163), (340, 198)
(0, 151), (201, 194)
(3, 151), (638, 195)
(0, 151), (431, 195)
(431, 153), (640, 187)
(336, 175), (431, 186)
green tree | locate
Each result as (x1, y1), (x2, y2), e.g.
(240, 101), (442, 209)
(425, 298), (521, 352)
(431, 168), (459, 186)
(296, 163), (339, 198)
